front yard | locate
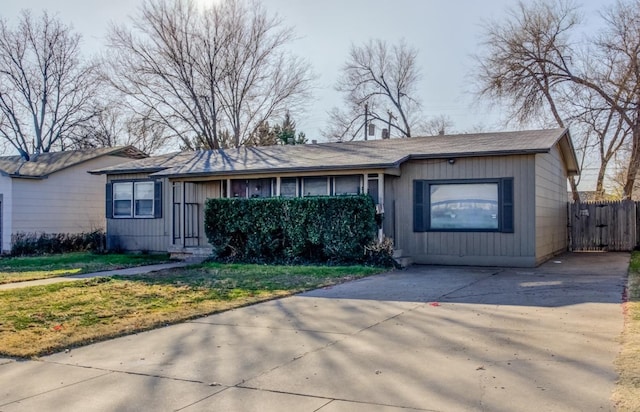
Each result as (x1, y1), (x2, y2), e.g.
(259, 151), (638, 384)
(0, 252), (173, 284)
(614, 251), (640, 411)
(0, 261), (381, 358)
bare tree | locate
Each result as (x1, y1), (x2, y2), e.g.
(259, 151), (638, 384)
(475, 0), (583, 200)
(569, 88), (630, 199)
(476, 0), (640, 200)
(0, 10), (99, 159)
(325, 39), (421, 141)
(593, 0), (640, 199)
(418, 115), (454, 136)
(69, 103), (172, 154)
(105, 0), (312, 150)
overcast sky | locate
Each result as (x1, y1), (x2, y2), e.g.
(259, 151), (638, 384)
(2, 0), (607, 141)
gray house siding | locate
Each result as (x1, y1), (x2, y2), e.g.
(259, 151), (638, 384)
(534, 145), (569, 263)
(383, 175), (398, 241)
(96, 130), (577, 266)
(393, 155), (538, 267)
(106, 173), (171, 252)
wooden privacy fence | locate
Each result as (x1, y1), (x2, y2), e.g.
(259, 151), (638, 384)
(568, 200), (639, 251)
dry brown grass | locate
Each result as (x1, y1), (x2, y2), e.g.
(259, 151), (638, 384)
(613, 252), (640, 412)
(0, 263), (381, 358)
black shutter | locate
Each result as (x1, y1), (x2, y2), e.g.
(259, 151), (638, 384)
(501, 178), (514, 233)
(413, 180), (425, 232)
(106, 182), (113, 219)
(154, 181), (163, 218)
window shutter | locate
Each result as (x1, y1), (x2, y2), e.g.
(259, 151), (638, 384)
(413, 180), (425, 232)
(154, 181), (163, 218)
(106, 182), (113, 219)
(501, 178), (514, 233)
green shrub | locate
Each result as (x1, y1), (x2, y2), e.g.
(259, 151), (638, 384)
(204, 195), (380, 264)
(10, 230), (106, 256)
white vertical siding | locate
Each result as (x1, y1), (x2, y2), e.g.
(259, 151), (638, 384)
(10, 155), (129, 237)
(534, 145), (569, 263)
(392, 155), (537, 267)
(0, 175), (13, 253)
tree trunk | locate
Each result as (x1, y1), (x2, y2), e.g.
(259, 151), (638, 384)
(569, 176), (580, 203)
(595, 163), (608, 200)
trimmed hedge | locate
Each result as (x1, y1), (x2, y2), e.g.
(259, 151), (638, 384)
(204, 195), (378, 264)
(10, 231), (106, 256)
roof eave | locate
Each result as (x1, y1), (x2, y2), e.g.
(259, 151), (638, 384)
(556, 129), (580, 175)
(90, 167), (170, 176)
(7, 174), (47, 180)
(407, 148), (551, 162)
(150, 162), (403, 179)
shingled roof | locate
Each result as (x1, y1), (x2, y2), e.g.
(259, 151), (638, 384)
(91, 128), (579, 177)
(0, 146), (147, 179)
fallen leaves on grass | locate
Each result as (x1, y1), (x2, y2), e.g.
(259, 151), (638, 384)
(613, 252), (640, 412)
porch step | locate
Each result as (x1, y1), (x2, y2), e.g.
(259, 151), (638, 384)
(394, 256), (413, 268)
(392, 249), (412, 268)
(168, 246), (213, 260)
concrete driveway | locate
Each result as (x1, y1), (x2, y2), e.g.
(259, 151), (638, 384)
(0, 252), (629, 411)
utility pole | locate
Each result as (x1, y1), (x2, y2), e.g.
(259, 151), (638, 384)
(387, 110), (397, 139)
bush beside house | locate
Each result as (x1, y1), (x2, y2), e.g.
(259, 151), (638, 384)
(10, 231), (106, 256)
(204, 195), (382, 264)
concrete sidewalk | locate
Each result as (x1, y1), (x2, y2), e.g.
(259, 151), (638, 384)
(0, 252), (629, 411)
(0, 260), (199, 291)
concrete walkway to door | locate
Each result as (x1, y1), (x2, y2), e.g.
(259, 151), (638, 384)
(0, 252), (629, 411)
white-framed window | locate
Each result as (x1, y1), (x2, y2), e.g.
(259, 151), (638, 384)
(134, 181), (154, 217)
(113, 182), (134, 218)
(280, 177), (298, 197)
(230, 178), (274, 198)
(111, 181), (159, 219)
(333, 175), (361, 195)
(302, 177), (329, 196)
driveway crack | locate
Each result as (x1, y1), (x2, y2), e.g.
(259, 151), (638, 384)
(436, 269), (503, 302)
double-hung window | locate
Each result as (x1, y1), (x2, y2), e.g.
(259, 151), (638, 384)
(134, 182), (154, 217)
(113, 182), (134, 218)
(109, 181), (161, 219)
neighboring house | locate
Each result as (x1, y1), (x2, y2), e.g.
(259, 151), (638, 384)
(0, 147), (147, 253)
(91, 128), (579, 267)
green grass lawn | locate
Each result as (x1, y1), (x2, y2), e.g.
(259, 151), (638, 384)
(614, 251), (640, 411)
(0, 262), (382, 358)
(0, 252), (173, 284)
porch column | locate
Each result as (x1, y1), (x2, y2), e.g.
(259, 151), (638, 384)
(180, 181), (186, 247)
(363, 174), (368, 195)
(226, 178), (231, 198)
(276, 177), (281, 196)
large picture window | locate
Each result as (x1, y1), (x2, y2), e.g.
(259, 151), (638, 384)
(430, 183), (498, 230)
(108, 180), (162, 219)
(414, 178), (514, 232)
